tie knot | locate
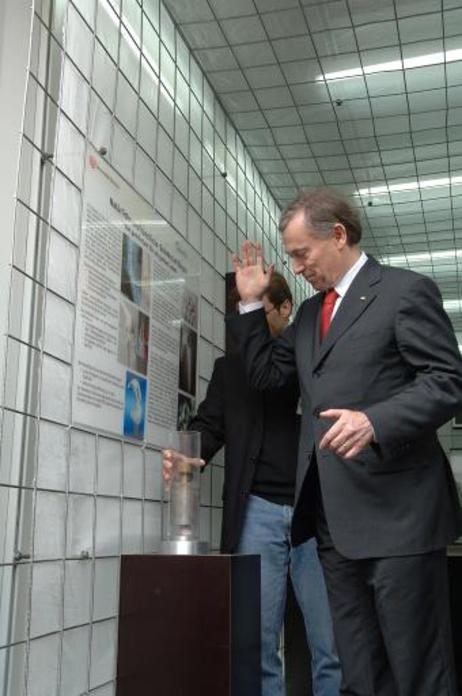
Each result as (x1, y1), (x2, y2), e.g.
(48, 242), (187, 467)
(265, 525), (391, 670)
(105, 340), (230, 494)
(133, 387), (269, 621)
(323, 289), (338, 307)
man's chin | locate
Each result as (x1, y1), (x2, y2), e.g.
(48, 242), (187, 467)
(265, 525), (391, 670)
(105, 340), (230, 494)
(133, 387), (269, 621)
(305, 276), (322, 291)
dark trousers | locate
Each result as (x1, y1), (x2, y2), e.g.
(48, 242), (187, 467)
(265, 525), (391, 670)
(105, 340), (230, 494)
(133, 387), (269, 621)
(318, 545), (458, 696)
(313, 464), (458, 695)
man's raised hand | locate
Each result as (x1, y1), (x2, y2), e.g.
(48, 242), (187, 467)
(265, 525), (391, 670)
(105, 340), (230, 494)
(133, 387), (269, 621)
(232, 241), (274, 304)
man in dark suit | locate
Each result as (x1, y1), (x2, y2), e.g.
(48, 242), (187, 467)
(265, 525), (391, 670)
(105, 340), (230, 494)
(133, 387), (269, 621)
(164, 272), (341, 696)
(229, 187), (462, 696)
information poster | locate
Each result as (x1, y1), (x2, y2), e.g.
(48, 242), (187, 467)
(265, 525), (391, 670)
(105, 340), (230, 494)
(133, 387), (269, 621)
(72, 148), (200, 445)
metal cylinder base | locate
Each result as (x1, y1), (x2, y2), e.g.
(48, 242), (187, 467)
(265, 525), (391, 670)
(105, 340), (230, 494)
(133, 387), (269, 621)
(159, 539), (210, 555)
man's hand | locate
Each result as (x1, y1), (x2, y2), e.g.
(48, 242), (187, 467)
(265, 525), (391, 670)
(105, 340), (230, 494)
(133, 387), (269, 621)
(232, 240), (274, 304)
(162, 449), (205, 487)
(319, 409), (375, 459)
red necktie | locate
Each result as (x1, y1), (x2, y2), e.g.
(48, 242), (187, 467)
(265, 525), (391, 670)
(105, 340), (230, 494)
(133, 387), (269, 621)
(320, 289), (339, 341)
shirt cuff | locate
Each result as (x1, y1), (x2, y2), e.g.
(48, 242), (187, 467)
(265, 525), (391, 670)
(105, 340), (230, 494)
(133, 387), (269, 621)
(238, 301), (264, 314)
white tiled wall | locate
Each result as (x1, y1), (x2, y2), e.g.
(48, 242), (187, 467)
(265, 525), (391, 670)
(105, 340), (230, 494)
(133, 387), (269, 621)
(0, 0), (307, 693)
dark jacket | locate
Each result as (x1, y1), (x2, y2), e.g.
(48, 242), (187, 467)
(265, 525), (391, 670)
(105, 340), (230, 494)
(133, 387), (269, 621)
(190, 353), (300, 553)
(227, 257), (462, 558)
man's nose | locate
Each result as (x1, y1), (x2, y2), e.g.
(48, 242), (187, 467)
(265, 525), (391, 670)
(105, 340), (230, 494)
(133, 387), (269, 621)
(291, 259), (304, 274)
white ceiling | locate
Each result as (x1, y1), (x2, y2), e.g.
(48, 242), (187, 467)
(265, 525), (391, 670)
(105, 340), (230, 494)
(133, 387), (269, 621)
(163, 0), (462, 331)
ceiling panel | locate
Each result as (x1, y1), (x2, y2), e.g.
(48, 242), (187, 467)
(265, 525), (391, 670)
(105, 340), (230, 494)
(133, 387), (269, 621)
(163, 0), (462, 327)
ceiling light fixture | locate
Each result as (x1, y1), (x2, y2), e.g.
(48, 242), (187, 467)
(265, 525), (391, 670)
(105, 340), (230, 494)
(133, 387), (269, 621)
(356, 175), (462, 197)
(317, 48), (462, 82)
(443, 300), (462, 314)
(380, 249), (462, 266)
(100, 0), (166, 91)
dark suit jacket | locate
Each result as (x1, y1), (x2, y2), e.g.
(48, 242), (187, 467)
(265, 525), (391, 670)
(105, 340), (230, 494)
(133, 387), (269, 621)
(190, 353), (299, 553)
(227, 257), (462, 559)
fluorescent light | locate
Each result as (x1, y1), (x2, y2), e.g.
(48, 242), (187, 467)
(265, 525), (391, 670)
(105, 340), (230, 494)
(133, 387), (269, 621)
(86, 219), (168, 227)
(101, 0), (165, 92)
(317, 48), (462, 82)
(444, 300), (462, 314)
(356, 175), (462, 197)
(380, 249), (462, 266)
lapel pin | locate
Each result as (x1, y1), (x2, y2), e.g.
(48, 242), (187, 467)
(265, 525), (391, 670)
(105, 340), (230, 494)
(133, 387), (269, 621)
(360, 296), (367, 301)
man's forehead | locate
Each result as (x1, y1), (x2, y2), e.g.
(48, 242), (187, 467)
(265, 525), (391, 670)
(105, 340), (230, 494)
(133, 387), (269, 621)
(283, 227), (317, 252)
(283, 213), (316, 237)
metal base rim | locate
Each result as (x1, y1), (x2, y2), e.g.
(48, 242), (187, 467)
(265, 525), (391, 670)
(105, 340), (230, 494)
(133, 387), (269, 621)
(159, 540), (210, 555)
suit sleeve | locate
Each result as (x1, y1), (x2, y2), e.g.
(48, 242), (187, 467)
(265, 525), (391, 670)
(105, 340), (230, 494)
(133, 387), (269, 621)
(226, 306), (300, 390)
(189, 358), (226, 464)
(365, 274), (462, 453)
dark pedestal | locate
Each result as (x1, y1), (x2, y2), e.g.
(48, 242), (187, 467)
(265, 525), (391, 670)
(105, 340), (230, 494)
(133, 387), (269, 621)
(116, 554), (261, 696)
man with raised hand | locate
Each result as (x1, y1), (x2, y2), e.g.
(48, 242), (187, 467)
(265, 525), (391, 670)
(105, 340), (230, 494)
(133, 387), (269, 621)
(229, 187), (462, 696)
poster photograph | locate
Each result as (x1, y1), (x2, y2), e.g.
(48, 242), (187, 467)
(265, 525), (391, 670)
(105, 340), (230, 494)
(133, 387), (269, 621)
(178, 323), (197, 397)
(177, 393), (195, 432)
(123, 371), (147, 439)
(120, 232), (151, 313)
(118, 300), (150, 376)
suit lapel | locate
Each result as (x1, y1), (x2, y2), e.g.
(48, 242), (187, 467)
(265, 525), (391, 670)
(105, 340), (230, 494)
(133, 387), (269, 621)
(313, 257), (382, 371)
(299, 293), (323, 366)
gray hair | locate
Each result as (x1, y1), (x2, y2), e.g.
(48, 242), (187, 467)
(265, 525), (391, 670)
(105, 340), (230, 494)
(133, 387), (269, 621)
(279, 187), (362, 245)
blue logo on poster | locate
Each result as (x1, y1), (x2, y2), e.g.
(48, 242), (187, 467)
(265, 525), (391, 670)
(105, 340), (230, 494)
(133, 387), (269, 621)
(123, 371), (147, 439)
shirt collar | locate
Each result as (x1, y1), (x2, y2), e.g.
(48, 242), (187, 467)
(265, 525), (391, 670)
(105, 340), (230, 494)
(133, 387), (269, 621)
(334, 251), (368, 299)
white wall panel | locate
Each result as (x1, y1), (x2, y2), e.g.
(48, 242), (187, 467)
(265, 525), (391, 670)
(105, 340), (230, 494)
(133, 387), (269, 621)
(0, 1), (305, 693)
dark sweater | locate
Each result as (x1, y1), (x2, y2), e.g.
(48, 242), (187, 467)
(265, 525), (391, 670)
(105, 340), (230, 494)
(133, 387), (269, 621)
(251, 384), (300, 506)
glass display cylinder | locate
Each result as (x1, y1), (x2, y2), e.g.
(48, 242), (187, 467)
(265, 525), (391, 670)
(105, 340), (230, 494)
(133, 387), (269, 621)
(167, 431), (201, 542)
(161, 431), (208, 554)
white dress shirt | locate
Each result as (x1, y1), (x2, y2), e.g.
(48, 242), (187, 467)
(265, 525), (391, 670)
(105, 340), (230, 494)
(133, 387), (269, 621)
(331, 251), (368, 319)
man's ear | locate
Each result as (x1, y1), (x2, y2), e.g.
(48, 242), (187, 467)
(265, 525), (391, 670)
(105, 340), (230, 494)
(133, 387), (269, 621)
(333, 222), (347, 248)
(280, 299), (292, 318)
